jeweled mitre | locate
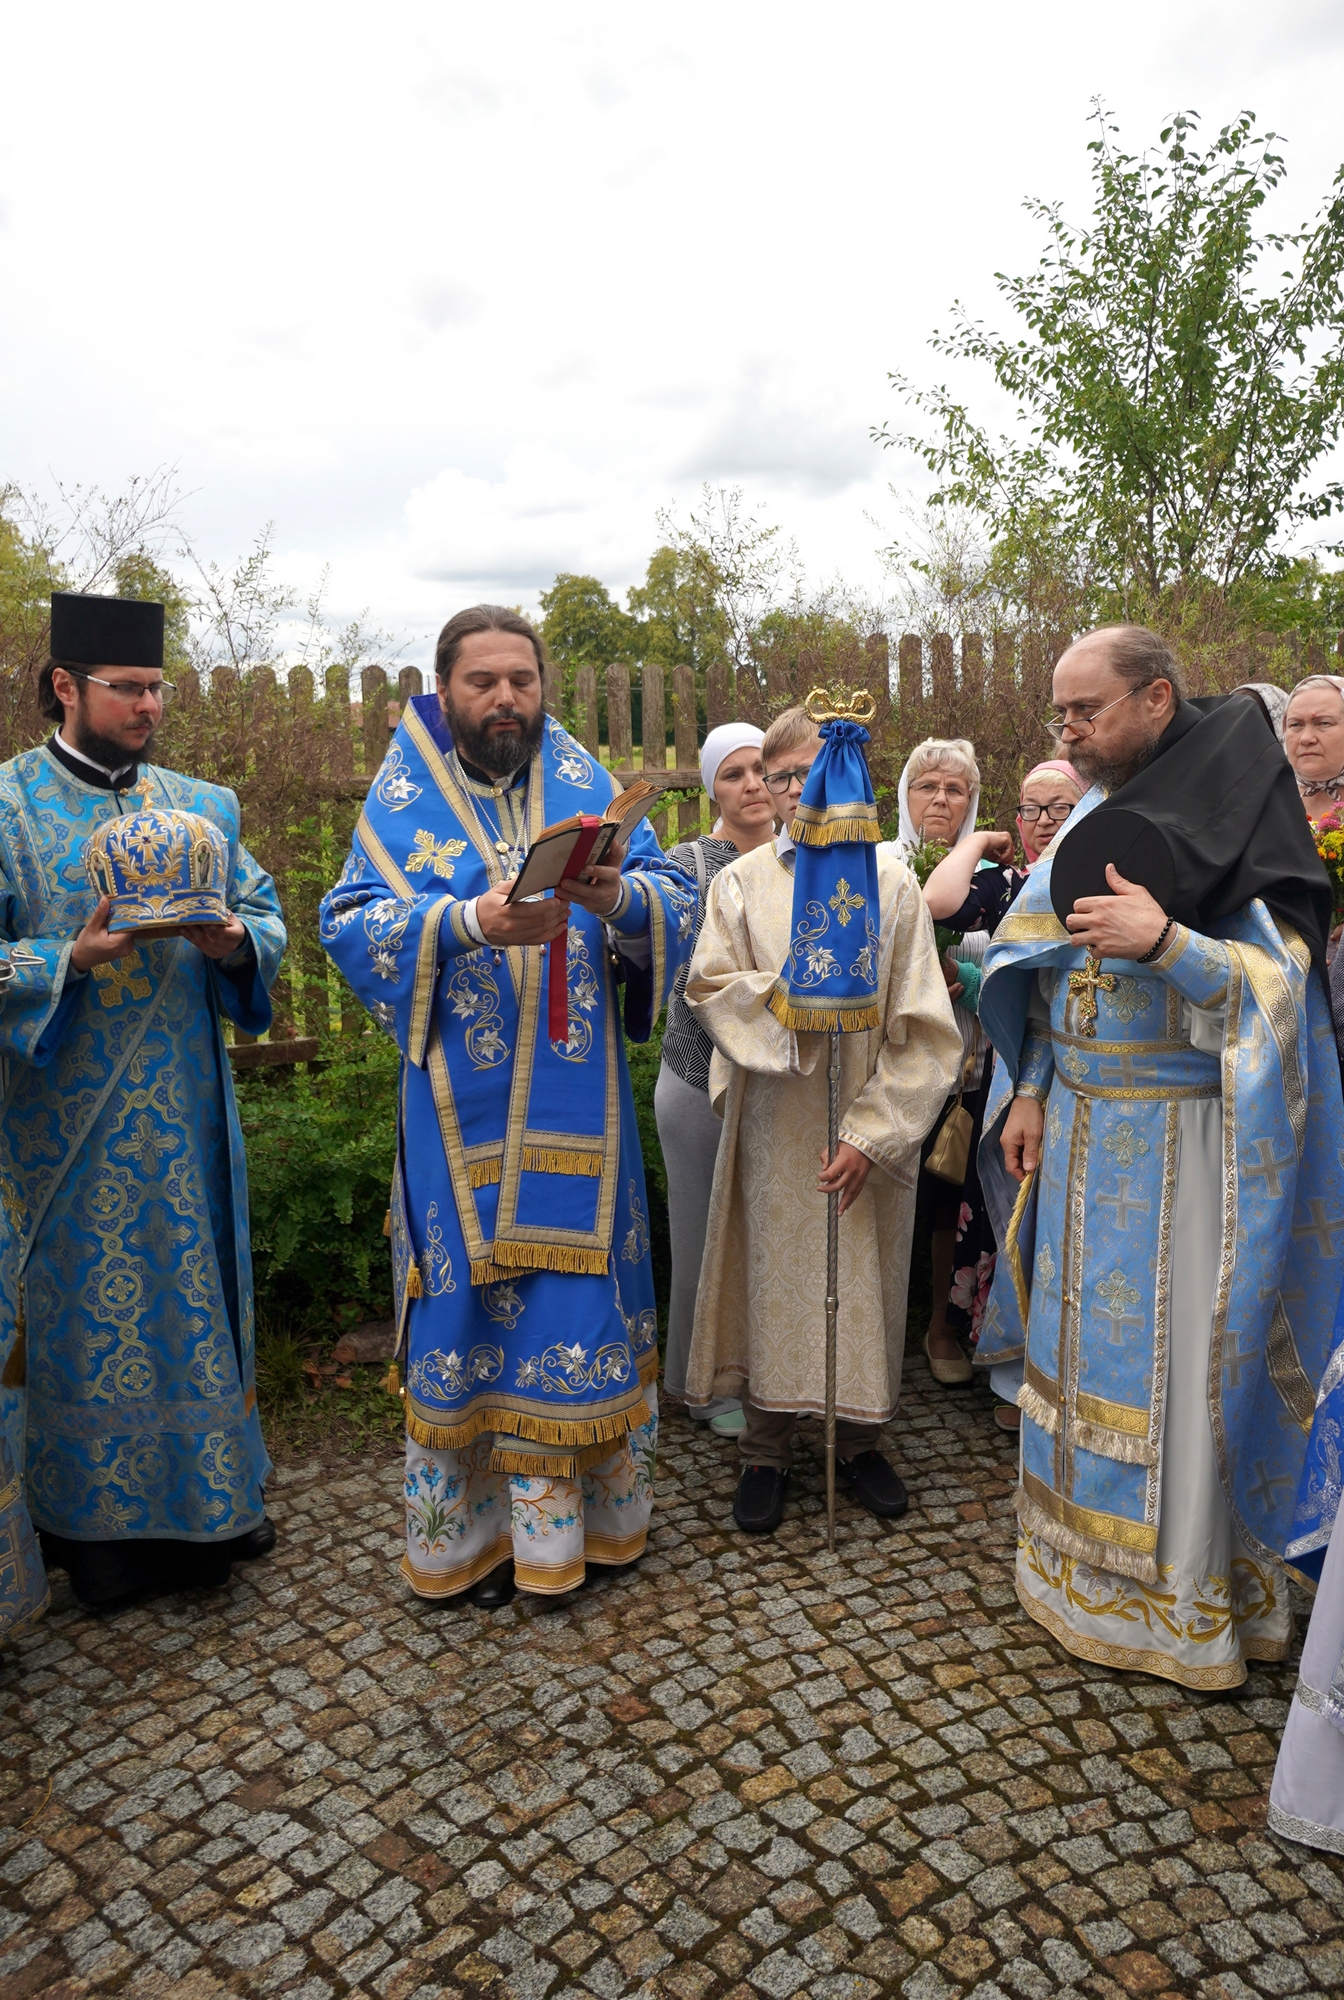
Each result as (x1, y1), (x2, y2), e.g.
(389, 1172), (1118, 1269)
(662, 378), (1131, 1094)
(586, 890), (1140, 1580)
(85, 808), (230, 935)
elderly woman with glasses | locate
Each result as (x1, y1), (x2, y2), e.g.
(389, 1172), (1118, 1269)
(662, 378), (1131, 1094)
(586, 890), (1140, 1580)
(921, 757), (1084, 1424)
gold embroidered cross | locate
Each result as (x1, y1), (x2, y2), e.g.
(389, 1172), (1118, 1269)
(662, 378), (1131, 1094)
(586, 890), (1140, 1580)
(92, 951), (152, 1008)
(1067, 949), (1116, 1037)
(828, 878), (865, 927)
(405, 830), (468, 879)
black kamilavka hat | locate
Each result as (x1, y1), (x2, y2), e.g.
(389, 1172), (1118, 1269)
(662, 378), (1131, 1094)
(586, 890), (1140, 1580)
(49, 592), (164, 670)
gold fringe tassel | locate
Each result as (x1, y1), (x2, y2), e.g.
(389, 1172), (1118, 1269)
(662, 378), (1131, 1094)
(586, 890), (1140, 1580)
(1016, 1488), (1161, 1587)
(521, 1146), (603, 1177)
(765, 988), (881, 1035)
(637, 1348), (660, 1387)
(405, 1264), (423, 1299)
(405, 1394), (648, 1456)
(468, 1159), (502, 1188)
(789, 809), (881, 847)
(382, 1361), (402, 1398)
(490, 1433), (633, 1478)
(383, 1208), (392, 1237)
(470, 1241), (611, 1285)
(1016, 1381), (1059, 1435)
(1073, 1418), (1157, 1467)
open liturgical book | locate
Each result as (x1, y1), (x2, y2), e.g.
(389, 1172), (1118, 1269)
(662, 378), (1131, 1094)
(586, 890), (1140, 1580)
(504, 777), (664, 903)
(503, 776), (665, 1042)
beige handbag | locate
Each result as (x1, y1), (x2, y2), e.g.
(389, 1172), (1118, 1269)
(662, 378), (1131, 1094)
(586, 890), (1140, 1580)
(925, 1050), (977, 1185)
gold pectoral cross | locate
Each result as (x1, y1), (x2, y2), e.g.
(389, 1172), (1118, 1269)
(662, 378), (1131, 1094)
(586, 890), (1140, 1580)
(1068, 950), (1116, 1038)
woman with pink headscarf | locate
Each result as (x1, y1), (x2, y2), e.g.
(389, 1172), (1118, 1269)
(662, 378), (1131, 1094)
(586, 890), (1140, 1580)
(920, 759), (1085, 1425)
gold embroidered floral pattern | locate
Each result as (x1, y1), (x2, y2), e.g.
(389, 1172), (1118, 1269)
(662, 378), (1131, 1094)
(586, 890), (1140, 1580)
(444, 955), (509, 1068)
(408, 1343), (504, 1401)
(514, 1341), (633, 1393)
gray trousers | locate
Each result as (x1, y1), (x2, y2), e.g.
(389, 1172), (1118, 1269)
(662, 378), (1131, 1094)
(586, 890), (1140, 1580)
(654, 1062), (728, 1402)
(739, 1393), (882, 1472)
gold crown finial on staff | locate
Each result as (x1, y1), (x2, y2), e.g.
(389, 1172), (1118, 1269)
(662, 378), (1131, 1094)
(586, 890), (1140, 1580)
(804, 685), (877, 726)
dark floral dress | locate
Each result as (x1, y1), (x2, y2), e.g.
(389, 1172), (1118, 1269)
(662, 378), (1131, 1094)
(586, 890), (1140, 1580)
(942, 864), (1027, 1343)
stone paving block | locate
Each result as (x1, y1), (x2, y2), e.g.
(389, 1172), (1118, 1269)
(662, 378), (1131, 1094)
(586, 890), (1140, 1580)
(3, 1373), (1344, 1999)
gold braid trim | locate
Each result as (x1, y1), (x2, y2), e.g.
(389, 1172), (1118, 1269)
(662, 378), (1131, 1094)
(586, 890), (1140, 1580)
(405, 1394), (648, 1456)
(765, 988), (882, 1035)
(637, 1348), (660, 1387)
(1016, 1487), (1160, 1587)
(1073, 1418), (1158, 1467)
(1017, 1381), (1059, 1434)
(470, 1242), (612, 1284)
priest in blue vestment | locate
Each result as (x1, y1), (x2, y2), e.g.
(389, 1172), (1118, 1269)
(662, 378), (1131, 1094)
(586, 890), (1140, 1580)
(0, 592), (285, 1614)
(976, 623), (1344, 1690)
(320, 605), (695, 1609)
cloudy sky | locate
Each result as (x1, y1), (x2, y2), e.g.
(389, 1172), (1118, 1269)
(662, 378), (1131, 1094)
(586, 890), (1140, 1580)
(4, 1), (1344, 663)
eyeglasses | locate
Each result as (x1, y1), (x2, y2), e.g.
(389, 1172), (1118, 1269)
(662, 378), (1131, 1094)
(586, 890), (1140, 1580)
(1018, 801), (1075, 824)
(60, 668), (176, 706)
(764, 766), (814, 794)
(1044, 686), (1138, 740)
(909, 779), (969, 799)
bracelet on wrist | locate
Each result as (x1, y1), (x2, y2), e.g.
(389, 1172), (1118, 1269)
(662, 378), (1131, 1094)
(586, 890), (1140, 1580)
(1136, 918), (1174, 965)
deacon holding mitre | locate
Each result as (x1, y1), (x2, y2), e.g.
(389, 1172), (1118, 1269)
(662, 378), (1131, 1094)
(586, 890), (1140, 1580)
(975, 623), (1344, 1689)
(0, 591), (286, 1615)
(320, 605), (695, 1608)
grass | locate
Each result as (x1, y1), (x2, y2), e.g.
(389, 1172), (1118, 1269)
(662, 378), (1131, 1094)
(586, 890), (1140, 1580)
(255, 1318), (405, 1463)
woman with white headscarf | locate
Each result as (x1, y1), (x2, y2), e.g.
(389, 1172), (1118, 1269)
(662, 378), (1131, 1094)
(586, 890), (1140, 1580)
(656, 724), (774, 1432)
(1284, 674), (1344, 825)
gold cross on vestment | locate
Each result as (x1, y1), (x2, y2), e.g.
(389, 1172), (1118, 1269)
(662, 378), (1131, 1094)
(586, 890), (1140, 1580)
(1067, 950), (1116, 1037)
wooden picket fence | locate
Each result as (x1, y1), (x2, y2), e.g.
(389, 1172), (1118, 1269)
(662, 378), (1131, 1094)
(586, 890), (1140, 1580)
(5, 623), (1335, 1066)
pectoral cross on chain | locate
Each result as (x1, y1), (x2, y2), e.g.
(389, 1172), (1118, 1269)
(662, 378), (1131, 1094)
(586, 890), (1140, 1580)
(1068, 950), (1116, 1038)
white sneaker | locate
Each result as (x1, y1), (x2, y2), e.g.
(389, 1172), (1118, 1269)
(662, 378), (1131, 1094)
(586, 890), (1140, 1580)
(709, 1405), (746, 1438)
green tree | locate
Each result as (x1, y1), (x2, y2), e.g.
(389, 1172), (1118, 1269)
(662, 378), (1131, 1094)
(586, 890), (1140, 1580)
(879, 106), (1344, 627)
(627, 544), (726, 672)
(538, 571), (641, 700)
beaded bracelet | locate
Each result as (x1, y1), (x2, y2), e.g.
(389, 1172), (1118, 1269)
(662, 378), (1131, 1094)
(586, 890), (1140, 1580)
(1136, 918), (1174, 965)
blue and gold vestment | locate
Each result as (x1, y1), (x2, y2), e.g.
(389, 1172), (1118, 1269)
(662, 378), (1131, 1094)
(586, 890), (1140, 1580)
(976, 787), (1344, 1586)
(319, 697), (695, 1474)
(0, 745), (285, 1551)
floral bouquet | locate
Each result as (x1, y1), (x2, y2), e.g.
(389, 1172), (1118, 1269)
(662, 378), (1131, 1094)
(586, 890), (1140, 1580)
(1313, 806), (1344, 929)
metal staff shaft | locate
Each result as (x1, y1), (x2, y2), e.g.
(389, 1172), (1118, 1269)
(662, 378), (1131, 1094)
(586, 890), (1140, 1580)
(824, 1029), (841, 1554)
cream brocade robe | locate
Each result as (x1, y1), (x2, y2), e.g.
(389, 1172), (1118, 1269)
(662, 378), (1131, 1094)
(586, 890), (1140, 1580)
(684, 843), (962, 1421)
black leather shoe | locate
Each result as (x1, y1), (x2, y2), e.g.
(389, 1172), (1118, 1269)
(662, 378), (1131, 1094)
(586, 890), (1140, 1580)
(733, 1465), (789, 1534)
(469, 1559), (516, 1609)
(837, 1451), (909, 1519)
(229, 1517), (277, 1562)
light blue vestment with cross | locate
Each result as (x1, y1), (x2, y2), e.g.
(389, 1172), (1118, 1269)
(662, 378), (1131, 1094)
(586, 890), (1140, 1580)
(975, 785), (1344, 1584)
(0, 744), (285, 1568)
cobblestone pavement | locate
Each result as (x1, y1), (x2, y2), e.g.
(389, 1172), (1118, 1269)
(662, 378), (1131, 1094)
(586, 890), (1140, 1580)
(3, 1357), (1344, 2000)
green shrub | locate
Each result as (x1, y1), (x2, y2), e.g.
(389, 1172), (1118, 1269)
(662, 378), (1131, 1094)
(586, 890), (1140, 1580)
(236, 1034), (399, 1335)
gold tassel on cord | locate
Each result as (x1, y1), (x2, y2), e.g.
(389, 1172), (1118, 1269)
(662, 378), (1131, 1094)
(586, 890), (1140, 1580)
(405, 1264), (423, 1299)
(383, 1209), (392, 1237)
(382, 1361), (402, 1398)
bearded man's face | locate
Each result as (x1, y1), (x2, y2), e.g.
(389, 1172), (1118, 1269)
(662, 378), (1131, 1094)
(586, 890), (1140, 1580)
(438, 632), (545, 777)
